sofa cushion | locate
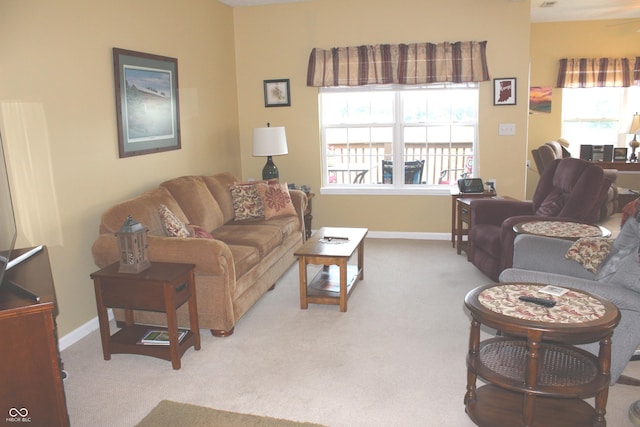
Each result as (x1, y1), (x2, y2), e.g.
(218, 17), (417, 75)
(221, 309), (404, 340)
(99, 186), (186, 236)
(202, 173), (237, 224)
(256, 182), (296, 220)
(210, 224), (283, 257)
(565, 237), (614, 274)
(535, 188), (565, 216)
(596, 216), (640, 285)
(226, 244), (261, 279)
(230, 183), (264, 220)
(159, 204), (191, 237)
(160, 176), (225, 231)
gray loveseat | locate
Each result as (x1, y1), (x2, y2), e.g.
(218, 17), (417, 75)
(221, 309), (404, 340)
(499, 212), (640, 385)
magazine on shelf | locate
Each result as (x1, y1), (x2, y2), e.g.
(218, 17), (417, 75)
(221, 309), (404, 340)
(139, 329), (188, 345)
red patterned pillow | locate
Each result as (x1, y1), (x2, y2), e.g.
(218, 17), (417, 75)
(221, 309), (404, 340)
(256, 182), (296, 220)
(188, 224), (214, 239)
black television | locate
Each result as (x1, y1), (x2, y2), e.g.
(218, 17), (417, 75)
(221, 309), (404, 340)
(0, 131), (17, 289)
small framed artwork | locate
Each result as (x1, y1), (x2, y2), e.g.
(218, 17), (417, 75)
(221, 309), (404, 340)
(614, 147), (628, 161)
(113, 48), (181, 158)
(494, 78), (517, 106)
(263, 79), (291, 107)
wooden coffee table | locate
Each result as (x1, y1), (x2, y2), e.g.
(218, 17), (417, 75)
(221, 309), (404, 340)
(294, 227), (368, 312)
(464, 283), (620, 427)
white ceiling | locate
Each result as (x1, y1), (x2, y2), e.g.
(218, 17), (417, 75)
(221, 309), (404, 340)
(217, 0), (640, 23)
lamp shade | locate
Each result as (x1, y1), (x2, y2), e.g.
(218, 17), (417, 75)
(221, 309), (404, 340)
(630, 113), (640, 135)
(252, 126), (288, 157)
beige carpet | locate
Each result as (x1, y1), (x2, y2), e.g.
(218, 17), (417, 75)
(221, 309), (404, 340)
(136, 400), (327, 427)
(61, 236), (640, 427)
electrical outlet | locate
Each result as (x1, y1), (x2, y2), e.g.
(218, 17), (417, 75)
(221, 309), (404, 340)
(486, 179), (496, 192)
(526, 160), (531, 168)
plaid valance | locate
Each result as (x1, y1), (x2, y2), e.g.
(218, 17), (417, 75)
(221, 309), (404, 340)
(556, 58), (631, 88)
(306, 41), (490, 87)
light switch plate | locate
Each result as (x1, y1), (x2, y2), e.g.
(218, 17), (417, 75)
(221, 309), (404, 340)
(499, 123), (516, 135)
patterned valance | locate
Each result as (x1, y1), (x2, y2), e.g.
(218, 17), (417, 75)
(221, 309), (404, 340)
(306, 41), (490, 87)
(556, 58), (631, 88)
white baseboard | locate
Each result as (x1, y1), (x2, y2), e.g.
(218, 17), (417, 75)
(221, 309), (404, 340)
(59, 308), (113, 351)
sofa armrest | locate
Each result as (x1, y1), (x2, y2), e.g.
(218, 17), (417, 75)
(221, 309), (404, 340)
(510, 234), (595, 280)
(91, 234), (234, 276)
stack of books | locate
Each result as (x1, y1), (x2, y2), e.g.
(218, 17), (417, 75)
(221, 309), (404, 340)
(138, 329), (187, 345)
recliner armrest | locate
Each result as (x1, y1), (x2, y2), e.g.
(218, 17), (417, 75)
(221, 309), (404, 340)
(470, 198), (533, 227)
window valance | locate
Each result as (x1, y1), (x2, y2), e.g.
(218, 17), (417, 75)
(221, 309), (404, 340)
(556, 58), (631, 88)
(306, 41), (490, 87)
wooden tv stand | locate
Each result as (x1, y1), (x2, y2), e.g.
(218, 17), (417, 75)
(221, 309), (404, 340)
(0, 246), (69, 427)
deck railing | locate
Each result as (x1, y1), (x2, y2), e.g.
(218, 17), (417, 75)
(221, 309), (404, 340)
(327, 142), (473, 185)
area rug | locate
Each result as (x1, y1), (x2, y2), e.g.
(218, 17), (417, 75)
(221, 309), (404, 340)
(136, 400), (328, 427)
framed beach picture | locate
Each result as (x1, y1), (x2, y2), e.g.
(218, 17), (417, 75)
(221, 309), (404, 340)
(494, 78), (517, 106)
(263, 79), (291, 107)
(113, 48), (181, 158)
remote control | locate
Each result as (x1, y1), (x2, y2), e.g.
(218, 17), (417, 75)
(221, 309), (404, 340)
(518, 296), (556, 308)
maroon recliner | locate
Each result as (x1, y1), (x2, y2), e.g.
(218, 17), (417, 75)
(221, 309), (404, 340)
(468, 158), (611, 281)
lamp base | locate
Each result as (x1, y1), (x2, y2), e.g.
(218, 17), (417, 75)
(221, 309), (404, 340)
(630, 138), (639, 162)
(262, 156), (279, 180)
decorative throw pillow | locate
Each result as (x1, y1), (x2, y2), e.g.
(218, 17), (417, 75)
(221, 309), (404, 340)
(621, 197), (640, 228)
(229, 182), (264, 220)
(188, 224), (214, 239)
(159, 204), (190, 238)
(256, 181), (296, 220)
(536, 188), (566, 217)
(565, 237), (614, 274)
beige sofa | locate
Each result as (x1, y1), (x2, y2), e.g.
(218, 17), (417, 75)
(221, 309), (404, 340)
(91, 172), (307, 336)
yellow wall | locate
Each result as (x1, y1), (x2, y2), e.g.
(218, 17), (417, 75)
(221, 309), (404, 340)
(0, 0), (240, 335)
(528, 19), (640, 197)
(233, 0), (532, 234)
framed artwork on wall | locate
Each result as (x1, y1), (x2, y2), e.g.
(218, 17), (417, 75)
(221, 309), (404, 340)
(113, 48), (181, 158)
(263, 79), (291, 107)
(494, 78), (517, 106)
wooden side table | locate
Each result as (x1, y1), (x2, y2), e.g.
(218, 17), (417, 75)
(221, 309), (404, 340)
(464, 283), (620, 427)
(450, 189), (496, 250)
(304, 192), (314, 240)
(91, 262), (200, 370)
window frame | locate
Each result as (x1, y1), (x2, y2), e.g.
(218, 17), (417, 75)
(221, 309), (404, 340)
(319, 83), (479, 196)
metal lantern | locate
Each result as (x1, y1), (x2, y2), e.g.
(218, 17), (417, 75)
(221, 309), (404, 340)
(116, 215), (151, 273)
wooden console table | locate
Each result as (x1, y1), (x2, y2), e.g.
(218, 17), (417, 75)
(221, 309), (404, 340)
(464, 283), (620, 427)
(590, 161), (640, 172)
(0, 246), (69, 427)
(91, 262), (200, 370)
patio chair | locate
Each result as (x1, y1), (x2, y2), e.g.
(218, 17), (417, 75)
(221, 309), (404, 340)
(382, 160), (425, 184)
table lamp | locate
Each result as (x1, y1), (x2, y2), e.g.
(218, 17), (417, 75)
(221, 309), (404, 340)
(252, 123), (288, 180)
(629, 113), (640, 162)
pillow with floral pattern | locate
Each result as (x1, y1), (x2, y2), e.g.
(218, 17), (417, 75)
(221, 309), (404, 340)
(565, 237), (614, 274)
(159, 204), (190, 238)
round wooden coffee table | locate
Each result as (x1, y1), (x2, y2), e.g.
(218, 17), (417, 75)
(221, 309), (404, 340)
(464, 283), (620, 427)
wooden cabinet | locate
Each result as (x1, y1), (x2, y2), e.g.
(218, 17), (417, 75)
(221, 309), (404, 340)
(0, 247), (69, 427)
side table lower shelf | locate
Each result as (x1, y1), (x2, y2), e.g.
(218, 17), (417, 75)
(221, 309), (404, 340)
(467, 385), (599, 427)
(109, 324), (197, 363)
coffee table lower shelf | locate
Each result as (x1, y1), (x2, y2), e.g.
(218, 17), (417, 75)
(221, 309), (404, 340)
(305, 265), (361, 306)
(467, 385), (599, 427)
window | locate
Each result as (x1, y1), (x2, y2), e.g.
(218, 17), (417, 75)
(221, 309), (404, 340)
(561, 86), (640, 158)
(320, 84), (478, 194)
